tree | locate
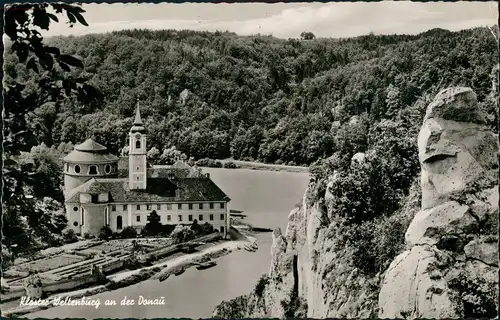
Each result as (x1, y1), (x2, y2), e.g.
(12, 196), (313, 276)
(190, 219), (202, 235)
(3, 3), (98, 258)
(143, 210), (163, 236)
(300, 32), (316, 40)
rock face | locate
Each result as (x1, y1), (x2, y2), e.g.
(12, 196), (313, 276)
(214, 87), (498, 319)
(378, 87), (499, 318)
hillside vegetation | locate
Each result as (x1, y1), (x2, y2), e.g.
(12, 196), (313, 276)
(4, 27), (498, 168)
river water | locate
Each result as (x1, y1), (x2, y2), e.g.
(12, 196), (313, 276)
(28, 168), (310, 318)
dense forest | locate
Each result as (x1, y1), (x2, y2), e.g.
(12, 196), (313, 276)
(4, 27), (498, 166)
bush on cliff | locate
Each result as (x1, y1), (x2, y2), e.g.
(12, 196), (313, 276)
(254, 274), (269, 298)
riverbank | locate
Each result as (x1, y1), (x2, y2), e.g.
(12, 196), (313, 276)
(2, 233), (254, 318)
(219, 159), (309, 173)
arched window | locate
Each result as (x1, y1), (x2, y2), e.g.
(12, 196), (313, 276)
(105, 164), (111, 174)
(89, 165), (98, 175)
(74, 165), (81, 174)
(136, 139), (141, 149)
(116, 215), (123, 230)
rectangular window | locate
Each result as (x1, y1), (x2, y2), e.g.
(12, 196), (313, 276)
(157, 204), (161, 210)
(147, 204), (152, 210)
(167, 204), (172, 210)
(209, 214), (214, 221)
(123, 204), (128, 211)
(178, 203), (182, 210)
(136, 204), (140, 210)
(136, 215), (140, 222)
(199, 214), (203, 221)
(209, 203), (214, 209)
(220, 203), (225, 209)
(199, 203), (203, 210)
(188, 204), (193, 210)
(111, 205), (116, 212)
(188, 215), (193, 222)
(220, 214), (224, 220)
(178, 215), (182, 222)
(91, 194), (98, 203)
(167, 215), (171, 221)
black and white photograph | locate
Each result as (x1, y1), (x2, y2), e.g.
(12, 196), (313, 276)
(1, 1), (498, 319)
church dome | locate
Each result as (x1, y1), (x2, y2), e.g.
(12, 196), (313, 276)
(63, 138), (119, 164)
(75, 139), (108, 152)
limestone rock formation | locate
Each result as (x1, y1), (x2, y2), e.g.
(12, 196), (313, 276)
(214, 87), (498, 320)
(378, 87), (499, 319)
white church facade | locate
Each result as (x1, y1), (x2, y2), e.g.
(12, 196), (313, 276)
(62, 105), (231, 238)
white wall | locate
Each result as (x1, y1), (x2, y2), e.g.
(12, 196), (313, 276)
(107, 202), (229, 232)
(68, 201), (230, 234)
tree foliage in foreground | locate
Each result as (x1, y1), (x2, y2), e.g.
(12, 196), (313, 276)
(2, 3), (99, 259)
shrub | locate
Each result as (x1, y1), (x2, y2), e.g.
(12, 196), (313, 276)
(195, 158), (223, 168)
(98, 226), (113, 241)
(62, 229), (78, 243)
(254, 274), (269, 298)
(83, 232), (93, 240)
(170, 225), (196, 244)
(121, 226), (137, 239)
(223, 161), (238, 169)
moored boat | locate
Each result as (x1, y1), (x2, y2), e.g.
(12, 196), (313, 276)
(196, 261), (217, 270)
(174, 268), (185, 276)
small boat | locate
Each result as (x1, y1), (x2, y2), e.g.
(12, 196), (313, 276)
(196, 261), (217, 270)
(159, 274), (170, 282)
(243, 244), (256, 252)
(174, 268), (185, 276)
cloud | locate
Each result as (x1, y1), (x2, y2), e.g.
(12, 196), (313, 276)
(37, 2), (498, 39)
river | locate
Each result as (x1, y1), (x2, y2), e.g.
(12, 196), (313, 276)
(28, 167), (310, 318)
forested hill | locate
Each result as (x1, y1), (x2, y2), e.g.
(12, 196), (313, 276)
(4, 27), (498, 165)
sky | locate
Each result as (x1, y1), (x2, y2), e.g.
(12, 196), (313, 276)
(6, 1), (500, 39)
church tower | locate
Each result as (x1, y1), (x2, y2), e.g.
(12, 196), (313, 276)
(129, 102), (147, 190)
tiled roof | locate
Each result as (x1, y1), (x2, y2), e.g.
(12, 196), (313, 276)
(75, 139), (108, 152)
(65, 177), (230, 203)
(63, 150), (119, 163)
(117, 167), (189, 179)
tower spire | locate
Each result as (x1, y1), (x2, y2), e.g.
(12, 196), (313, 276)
(134, 100), (143, 125)
(130, 100), (146, 133)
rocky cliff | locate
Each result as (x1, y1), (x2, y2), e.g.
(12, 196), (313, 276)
(378, 87), (499, 318)
(214, 87), (498, 319)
